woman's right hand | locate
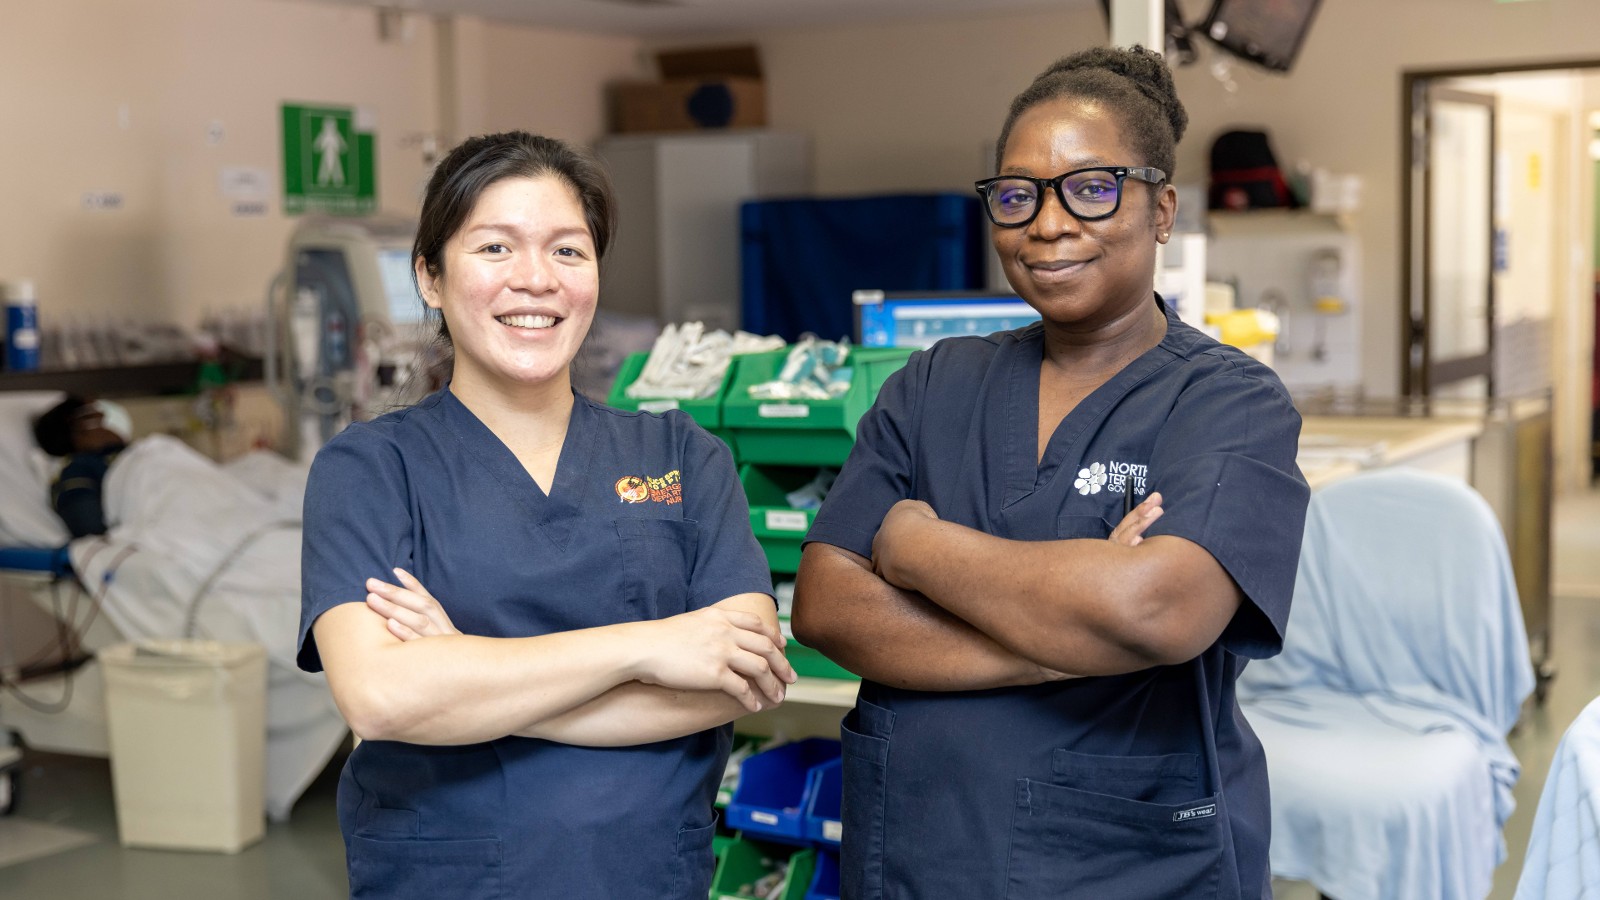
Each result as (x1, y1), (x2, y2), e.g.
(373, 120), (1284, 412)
(1109, 491), (1163, 546)
(366, 568), (460, 640)
(629, 605), (796, 712)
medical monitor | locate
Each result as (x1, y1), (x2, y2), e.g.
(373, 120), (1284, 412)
(853, 290), (1039, 349)
(376, 247), (425, 325)
(1202, 0), (1323, 73)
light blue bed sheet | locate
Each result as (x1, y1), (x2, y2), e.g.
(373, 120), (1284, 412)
(1515, 695), (1600, 900)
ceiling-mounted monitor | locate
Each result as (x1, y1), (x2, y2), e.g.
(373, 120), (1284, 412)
(1202, 0), (1323, 73)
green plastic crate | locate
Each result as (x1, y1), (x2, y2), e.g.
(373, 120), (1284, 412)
(784, 640), (856, 681)
(710, 838), (815, 900)
(722, 347), (914, 467)
(606, 351), (736, 453)
(740, 464), (831, 574)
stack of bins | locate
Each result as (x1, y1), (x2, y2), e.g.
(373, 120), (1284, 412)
(723, 345), (914, 679)
(719, 738), (843, 900)
(610, 346), (867, 896)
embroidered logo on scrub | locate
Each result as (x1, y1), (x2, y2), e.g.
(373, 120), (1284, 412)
(1074, 462), (1108, 495)
(1076, 459), (1149, 497)
(1173, 803), (1216, 822)
(614, 471), (683, 505)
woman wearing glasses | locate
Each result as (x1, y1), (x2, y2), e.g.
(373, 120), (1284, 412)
(794, 46), (1308, 898)
(298, 131), (794, 899)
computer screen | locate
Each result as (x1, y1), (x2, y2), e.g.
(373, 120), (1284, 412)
(376, 247), (425, 325)
(854, 291), (1039, 349)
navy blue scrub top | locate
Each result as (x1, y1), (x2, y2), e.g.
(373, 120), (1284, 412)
(297, 387), (772, 900)
(806, 298), (1309, 900)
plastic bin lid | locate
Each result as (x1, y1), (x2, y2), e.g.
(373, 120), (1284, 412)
(99, 639), (267, 668)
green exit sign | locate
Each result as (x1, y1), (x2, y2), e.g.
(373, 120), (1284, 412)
(281, 103), (376, 216)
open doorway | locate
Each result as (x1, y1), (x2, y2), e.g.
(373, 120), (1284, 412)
(1401, 61), (1600, 707)
(1402, 60), (1600, 493)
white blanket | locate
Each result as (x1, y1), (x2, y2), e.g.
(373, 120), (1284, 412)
(70, 435), (345, 822)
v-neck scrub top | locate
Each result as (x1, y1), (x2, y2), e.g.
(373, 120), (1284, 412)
(297, 388), (773, 900)
(805, 299), (1310, 900)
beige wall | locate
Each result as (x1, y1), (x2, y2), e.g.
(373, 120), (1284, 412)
(0, 0), (640, 335)
(654, 0), (1600, 397)
(8, 0), (1600, 403)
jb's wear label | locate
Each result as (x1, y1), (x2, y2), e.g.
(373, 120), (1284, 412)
(1173, 804), (1217, 822)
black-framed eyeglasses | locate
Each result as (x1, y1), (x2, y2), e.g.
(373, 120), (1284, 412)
(974, 166), (1167, 228)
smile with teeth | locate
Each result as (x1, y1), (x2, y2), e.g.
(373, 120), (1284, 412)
(496, 314), (559, 329)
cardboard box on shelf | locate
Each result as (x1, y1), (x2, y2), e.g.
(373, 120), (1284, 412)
(610, 44), (766, 133)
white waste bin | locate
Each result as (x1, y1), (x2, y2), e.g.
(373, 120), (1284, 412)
(100, 639), (267, 852)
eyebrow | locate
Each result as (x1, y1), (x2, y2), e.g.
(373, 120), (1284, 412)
(464, 223), (592, 241)
(1000, 160), (1114, 176)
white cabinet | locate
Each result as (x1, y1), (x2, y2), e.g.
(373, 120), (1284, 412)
(595, 132), (809, 331)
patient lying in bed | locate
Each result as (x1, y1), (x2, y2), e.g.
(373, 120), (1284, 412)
(30, 394), (131, 537)
(1, 391), (343, 821)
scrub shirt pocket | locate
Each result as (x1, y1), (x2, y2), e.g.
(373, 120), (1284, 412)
(840, 697), (894, 900)
(1056, 514), (1112, 540)
(1003, 751), (1225, 900)
(346, 833), (504, 900)
(672, 820), (717, 899)
(615, 518), (699, 619)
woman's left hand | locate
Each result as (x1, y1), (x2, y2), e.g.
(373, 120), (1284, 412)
(871, 499), (940, 590)
(366, 568), (460, 641)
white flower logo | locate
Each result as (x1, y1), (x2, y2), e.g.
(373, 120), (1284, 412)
(1074, 462), (1107, 496)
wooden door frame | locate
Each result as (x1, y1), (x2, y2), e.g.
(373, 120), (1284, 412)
(1400, 57), (1600, 397)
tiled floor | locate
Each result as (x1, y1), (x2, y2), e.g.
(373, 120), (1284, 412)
(3, 489), (1599, 899)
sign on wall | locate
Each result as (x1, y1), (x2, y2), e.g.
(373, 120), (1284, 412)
(281, 103), (375, 215)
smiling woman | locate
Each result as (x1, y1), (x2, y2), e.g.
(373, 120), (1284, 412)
(792, 47), (1311, 899)
(297, 132), (792, 900)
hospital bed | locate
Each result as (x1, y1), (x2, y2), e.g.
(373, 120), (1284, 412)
(0, 390), (348, 823)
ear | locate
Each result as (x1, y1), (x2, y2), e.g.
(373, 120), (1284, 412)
(1153, 183), (1177, 244)
(414, 255), (443, 310)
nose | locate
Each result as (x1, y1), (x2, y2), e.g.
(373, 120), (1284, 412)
(511, 251), (558, 294)
(1027, 184), (1081, 240)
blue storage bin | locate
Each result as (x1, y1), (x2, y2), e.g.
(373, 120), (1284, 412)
(802, 757), (842, 847)
(805, 849), (840, 900)
(726, 738), (842, 844)
(740, 194), (985, 343)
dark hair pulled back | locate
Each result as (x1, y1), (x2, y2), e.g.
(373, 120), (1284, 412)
(995, 45), (1188, 183)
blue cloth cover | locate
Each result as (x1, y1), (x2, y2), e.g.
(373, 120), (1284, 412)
(1238, 468), (1535, 900)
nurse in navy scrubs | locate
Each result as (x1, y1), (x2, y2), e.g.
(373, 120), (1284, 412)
(297, 131), (795, 900)
(793, 47), (1309, 899)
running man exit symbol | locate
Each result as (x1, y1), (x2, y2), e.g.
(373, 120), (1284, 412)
(281, 103), (376, 215)
(315, 117), (347, 187)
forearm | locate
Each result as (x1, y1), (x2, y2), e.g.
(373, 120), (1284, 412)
(316, 605), (646, 745)
(888, 521), (1214, 675)
(516, 682), (748, 747)
(792, 543), (1061, 691)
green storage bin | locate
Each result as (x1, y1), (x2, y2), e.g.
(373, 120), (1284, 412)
(723, 347), (914, 467)
(740, 465), (833, 574)
(606, 351), (736, 453)
(784, 640), (856, 681)
(710, 838), (815, 900)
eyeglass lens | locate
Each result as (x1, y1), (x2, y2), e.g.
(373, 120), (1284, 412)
(983, 171), (1123, 225)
